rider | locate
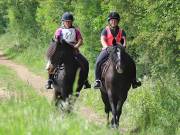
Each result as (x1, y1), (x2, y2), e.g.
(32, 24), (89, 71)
(94, 11), (141, 89)
(45, 12), (91, 89)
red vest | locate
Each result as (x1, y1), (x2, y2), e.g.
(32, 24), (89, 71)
(105, 26), (122, 46)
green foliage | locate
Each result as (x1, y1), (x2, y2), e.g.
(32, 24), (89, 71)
(127, 73), (179, 135)
(0, 0), (179, 134)
(126, 0), (180, 77)
(8, 0), (39, 47)
(0, 0), (8, 34)
(36, 0), (74, 39)
(73, 0), (105, 64)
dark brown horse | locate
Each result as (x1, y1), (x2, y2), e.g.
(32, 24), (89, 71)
(49, 39), (87, 108)
(100, 45), (135, 128)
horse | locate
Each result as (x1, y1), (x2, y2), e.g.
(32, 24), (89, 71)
(100, 45), (135, 128)
(49, 39), (87, 108)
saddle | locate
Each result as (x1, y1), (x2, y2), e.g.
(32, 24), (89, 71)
(47, 63), (64, 74)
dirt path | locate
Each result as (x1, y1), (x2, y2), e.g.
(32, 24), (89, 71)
(0, 51), (53, 99)
(0, 50), (105, 125)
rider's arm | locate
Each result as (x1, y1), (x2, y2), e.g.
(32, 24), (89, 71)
(101, 29), (108, 49)
(101, 36), (108, 49)
(74, 38), (83, 49)
(54, 28), (62, 42)
(74, 28), (83, 49)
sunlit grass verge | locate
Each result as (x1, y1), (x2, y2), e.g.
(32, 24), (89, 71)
(121, 74), (180, 135)
(0, 33), (47, 76)
(0, 65), (121, 135)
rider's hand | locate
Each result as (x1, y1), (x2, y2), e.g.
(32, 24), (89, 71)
(74, 44), (79, 49)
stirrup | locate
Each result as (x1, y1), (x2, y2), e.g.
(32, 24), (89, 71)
(45, 79), (53, 89)
(132, 80), (141, 89)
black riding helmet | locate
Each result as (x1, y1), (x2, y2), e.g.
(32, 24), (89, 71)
(61, 12), (74, 21)
(108, 12), (120, 22)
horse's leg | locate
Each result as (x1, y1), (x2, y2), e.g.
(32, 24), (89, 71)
(107, 90), (117, 128)
(54, 89), (61, 106)
(116, 95), (127, 127)
(116, 100), (123, 127)
(106, 112), (110, 126)
(100, 90), (111, 126)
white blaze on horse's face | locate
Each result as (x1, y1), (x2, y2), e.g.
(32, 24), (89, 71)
(117, 48), (121, 59)
(116, 48), (123, 74)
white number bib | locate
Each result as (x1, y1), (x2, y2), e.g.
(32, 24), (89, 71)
(61, 28), (76, 44)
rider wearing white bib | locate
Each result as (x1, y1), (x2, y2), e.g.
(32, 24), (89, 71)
(61, 28), (76, 44)
(45, 12), (91, 89)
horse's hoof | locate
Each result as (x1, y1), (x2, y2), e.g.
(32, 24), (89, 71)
(111, 124), (119, 129)
(45, 84), (53, 89)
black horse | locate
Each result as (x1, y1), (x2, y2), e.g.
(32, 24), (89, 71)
(49, 39), (87, 107)
(100, 45), (135, 128)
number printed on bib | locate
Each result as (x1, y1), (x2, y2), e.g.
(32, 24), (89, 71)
(62, 28), (76, 43)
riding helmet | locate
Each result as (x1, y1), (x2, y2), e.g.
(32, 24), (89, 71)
(108, 12), (120, 21)
(61, 12), (74, 21)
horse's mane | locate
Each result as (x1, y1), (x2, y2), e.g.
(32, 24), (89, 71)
(107, 45), (125, 62)
(49, 39), (75, 66)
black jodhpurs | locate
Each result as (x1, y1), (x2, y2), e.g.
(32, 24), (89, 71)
(75, 53), (89, 81)
(95, 49), (109, 80)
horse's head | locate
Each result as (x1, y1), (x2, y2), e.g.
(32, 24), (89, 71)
(51, 39), (75, 66)
(109, 45), (125, 74)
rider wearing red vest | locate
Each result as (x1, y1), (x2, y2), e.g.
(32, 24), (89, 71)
(94, 12), (141, 89)
(105, 25), (123, 46)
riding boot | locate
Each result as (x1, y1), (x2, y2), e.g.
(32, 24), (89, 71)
(45, 74), (53, 89)
(94, 80), (102, 89)
(132, 79), (141, 89)
(130, 58), (141, 89)
(94, 59), (102, 89)
(83, 80), (91, 89)
(94, 66), (102, 89)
